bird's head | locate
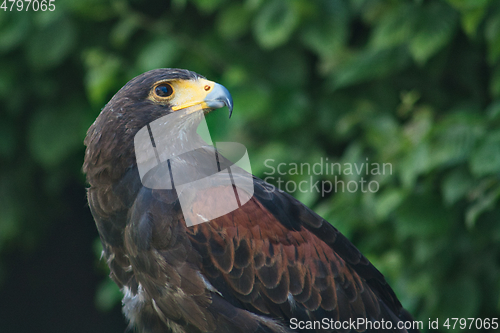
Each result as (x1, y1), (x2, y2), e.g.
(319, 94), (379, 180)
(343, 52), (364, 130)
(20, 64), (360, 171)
(107, 68), (233, 125)
(83, 68), (233, 184)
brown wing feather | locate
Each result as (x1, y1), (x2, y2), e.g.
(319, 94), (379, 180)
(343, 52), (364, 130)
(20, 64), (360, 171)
(178, 172), (422, 333)
(186, 193), (382, 326)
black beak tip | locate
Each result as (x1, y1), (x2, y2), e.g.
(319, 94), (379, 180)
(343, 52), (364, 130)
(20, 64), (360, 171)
(224, 89), (233, 119)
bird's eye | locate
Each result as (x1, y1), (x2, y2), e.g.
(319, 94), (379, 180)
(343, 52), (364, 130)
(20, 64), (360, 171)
(154, 83), (174, 98)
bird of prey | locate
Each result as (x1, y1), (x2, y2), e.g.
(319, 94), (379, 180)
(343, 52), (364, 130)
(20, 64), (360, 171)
(83, 68), (419, 333)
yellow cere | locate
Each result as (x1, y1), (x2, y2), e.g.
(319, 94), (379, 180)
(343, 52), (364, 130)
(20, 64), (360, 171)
(149, 78), (215, 112)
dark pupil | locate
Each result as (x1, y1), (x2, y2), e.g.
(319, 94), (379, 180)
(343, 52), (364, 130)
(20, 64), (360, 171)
(155, 84), (173, 97)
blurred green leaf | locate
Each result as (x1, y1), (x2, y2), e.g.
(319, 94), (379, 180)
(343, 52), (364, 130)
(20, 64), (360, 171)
(395, 194), (452, 238)
(439, 277), (480, 320)
(466, 185), (500, 228)
(28, 108), (87, 167)
(460, 6), (487, 36)
(374, 188), (406, 220)
(25, 17), (76, 69)
(470, 130), (500, 176)
(95, 279), (123, 312)
(430, 112), (482, 167)
(486, 100), (500, 120)
(84, 49), (122, 106)
(63, 0), (116, 20)
(137, 38), (181, 73)
(300, 0), (349, 70)
(445, 0), (491, 10)
(0, 121), (16, 159)
(331, 46), (411, 89)
(403, 107), (433, 145)
(399, 142), (431, 189)
(370, 3), (417, 50)
(409, 2), (458, 64)
(490, 63), (500, 98)
(441, 168), (473, 205)
(485, 11), (500, 64)
(0, 12), (30, 53)
(192, 0), (226, 13)
(110, 17), (139, 48)
(253, 0), (299, 49)
(446, 0), (491, 36)
(216, 3), (251, 39)
(267, 49), (307, 87)
(0, 181), (21, 250)
(365, 114), (402, 155)
(232, 83), (272, 120)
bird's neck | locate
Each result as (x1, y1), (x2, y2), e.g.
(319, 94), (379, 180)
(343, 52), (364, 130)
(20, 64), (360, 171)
(83, 108), (206, 189)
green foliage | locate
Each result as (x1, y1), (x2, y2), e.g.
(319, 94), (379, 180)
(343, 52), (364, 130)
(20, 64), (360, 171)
(1, 0), (500, 331)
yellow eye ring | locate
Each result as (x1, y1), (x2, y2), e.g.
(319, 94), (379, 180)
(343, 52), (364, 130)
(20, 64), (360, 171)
(154, 83), (174, 98)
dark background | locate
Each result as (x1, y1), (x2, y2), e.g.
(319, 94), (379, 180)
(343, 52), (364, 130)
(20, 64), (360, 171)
(1, 0), (499, 332)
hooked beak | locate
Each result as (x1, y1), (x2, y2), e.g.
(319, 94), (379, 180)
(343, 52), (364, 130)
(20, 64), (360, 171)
(168, 79), (233, 118)
(204, 83), (233, 118)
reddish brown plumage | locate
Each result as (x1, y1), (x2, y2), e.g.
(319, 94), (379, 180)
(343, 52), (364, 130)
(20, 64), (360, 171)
(185, 194), (381, 322)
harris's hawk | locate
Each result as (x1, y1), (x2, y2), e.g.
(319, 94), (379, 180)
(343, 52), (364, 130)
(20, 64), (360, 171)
(83, 68), (419, 333)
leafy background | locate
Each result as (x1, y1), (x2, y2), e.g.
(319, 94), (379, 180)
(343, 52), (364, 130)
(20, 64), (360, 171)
(1, 0), (499, 332)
